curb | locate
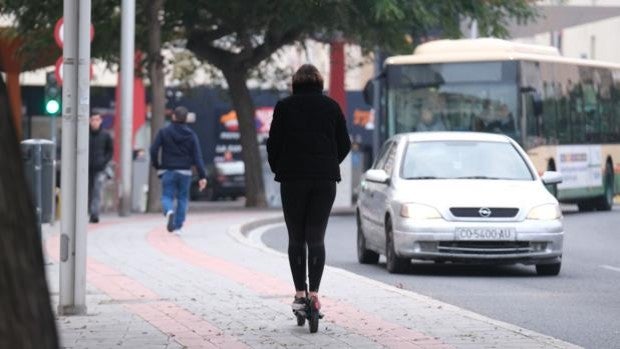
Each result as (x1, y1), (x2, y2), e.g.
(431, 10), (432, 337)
(239, 215), (284, 236)
(237, 209), (354, 236)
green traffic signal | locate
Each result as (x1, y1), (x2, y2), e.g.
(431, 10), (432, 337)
(44, 71), (61, 116)
(45, 99), (61, 114)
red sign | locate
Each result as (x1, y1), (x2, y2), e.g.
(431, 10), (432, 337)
(54, 56), (94, 86)
(54, 18), (95, 49)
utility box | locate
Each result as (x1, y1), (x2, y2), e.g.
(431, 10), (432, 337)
(21, 139), (55, 224)
(132, 153), (149, 213)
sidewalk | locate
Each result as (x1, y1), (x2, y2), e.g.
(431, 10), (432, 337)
(42, 209), (580, 349)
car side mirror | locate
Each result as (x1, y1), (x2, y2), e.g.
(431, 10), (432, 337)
(365, 169), (390, 184)
(541, 171), (562, 185)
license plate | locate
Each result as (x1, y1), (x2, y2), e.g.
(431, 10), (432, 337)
(455, 227), (516, 241)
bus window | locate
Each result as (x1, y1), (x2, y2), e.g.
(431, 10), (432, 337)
(557, 88), (571, 143)
(565, 77), (584, 143)
(580, 67), (602, 142)
(541, 80), (559, 144)
(523, 92), (545, 149)
(610, 77), (620, 142)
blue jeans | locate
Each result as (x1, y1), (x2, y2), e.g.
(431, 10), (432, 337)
(160, 171), (191, 230)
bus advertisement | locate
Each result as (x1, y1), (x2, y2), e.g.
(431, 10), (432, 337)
(366, 38), (619, 211)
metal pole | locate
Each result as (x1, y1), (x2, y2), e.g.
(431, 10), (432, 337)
(59, 0), (78, 315)
(58, 0), (90, 316)
(372, 48), (382, 160)
(34, 142), (42, 236)
(74, 0), (92, 311)
(119, 0), (135, 216)
(50, 114), (57, 226)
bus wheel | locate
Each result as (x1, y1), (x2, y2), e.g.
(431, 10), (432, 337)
(577, 200), (595, 212)
(594, 163), (614, 211)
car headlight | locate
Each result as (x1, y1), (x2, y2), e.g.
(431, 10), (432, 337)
(527, 204), (562, 220)
(400, 203), (441, 219)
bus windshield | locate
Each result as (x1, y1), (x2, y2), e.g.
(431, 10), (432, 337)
(386, 62), (520, 141)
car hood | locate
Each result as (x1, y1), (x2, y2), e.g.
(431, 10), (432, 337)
(392, 179), (556, 209)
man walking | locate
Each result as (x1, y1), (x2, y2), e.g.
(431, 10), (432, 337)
(88, 113), (113, 223)
(150, 106), (207, 234)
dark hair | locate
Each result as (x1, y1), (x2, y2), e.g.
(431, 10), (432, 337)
(292, 64), (323, 92)
(173, 106), (188, 123)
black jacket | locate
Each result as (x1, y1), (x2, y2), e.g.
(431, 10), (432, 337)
(267, 83), (351, 182)
(149, 122), (207, 179)
(89, 128), (113, 173)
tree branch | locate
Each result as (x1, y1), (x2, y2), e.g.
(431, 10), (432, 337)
(186, 31), (236, 69)
(237, 30), (255, 61)
(201, 27), (234, 42)
(244, 27), (304, 69)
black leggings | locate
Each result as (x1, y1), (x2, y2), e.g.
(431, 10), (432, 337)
(280, 180), (336, 293)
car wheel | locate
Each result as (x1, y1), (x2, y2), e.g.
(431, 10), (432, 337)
(385, 218), (409, 274)
(189, 191), (199, 201)
(204, 187), (216, 201)
(594, 163), (614, 211)
(357, 215), (379, 264)
(536, 262), (561, 276)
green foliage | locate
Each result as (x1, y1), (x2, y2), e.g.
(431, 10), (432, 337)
(3, 0), (537, 71)
(2, 0), (171, 68)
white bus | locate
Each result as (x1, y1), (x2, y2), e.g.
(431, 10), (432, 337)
(368, 38), (619, 211)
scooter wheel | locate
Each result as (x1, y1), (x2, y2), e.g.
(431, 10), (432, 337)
(296, 314), (305, 326)
(309, 312), (319, 333)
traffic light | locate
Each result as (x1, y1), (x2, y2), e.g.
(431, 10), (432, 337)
(44, 72), (61, 116)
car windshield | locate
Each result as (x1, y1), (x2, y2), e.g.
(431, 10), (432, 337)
(400, 141), (534, 180)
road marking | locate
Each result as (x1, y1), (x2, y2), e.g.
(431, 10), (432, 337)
(600, 265), (620, 273)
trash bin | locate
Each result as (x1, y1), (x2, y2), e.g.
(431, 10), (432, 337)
(21, 139), (55, 224)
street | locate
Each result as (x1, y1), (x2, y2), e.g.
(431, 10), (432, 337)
(262, 205), (620, 349)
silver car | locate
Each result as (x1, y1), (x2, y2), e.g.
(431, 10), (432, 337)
(356, 132), (564, 275)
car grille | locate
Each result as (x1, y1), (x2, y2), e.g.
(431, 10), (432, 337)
(449, 207), (519, 218)
(437, 241), (539, 255)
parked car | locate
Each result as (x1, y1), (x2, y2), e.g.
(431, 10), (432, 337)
(356, 132), (564, 275)
(190, 161), (245, 201)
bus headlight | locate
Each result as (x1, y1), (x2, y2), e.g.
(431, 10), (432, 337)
(527, 204), (562, 220)
(400, 203), (442, 219)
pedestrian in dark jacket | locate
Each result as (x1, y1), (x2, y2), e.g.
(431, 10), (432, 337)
(150, 106), (207, 234)
(88, 113), (113, 223)
(267, 64), (351, 314)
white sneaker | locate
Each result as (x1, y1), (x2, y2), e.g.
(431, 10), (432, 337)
(165, 210), (175, 232)
(173, 228), (184, 236)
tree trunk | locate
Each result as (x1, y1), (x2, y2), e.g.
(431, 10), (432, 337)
(222, 67), (267, 207)
(0, 74), (59, 348)
(146, 0), (165, 213)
